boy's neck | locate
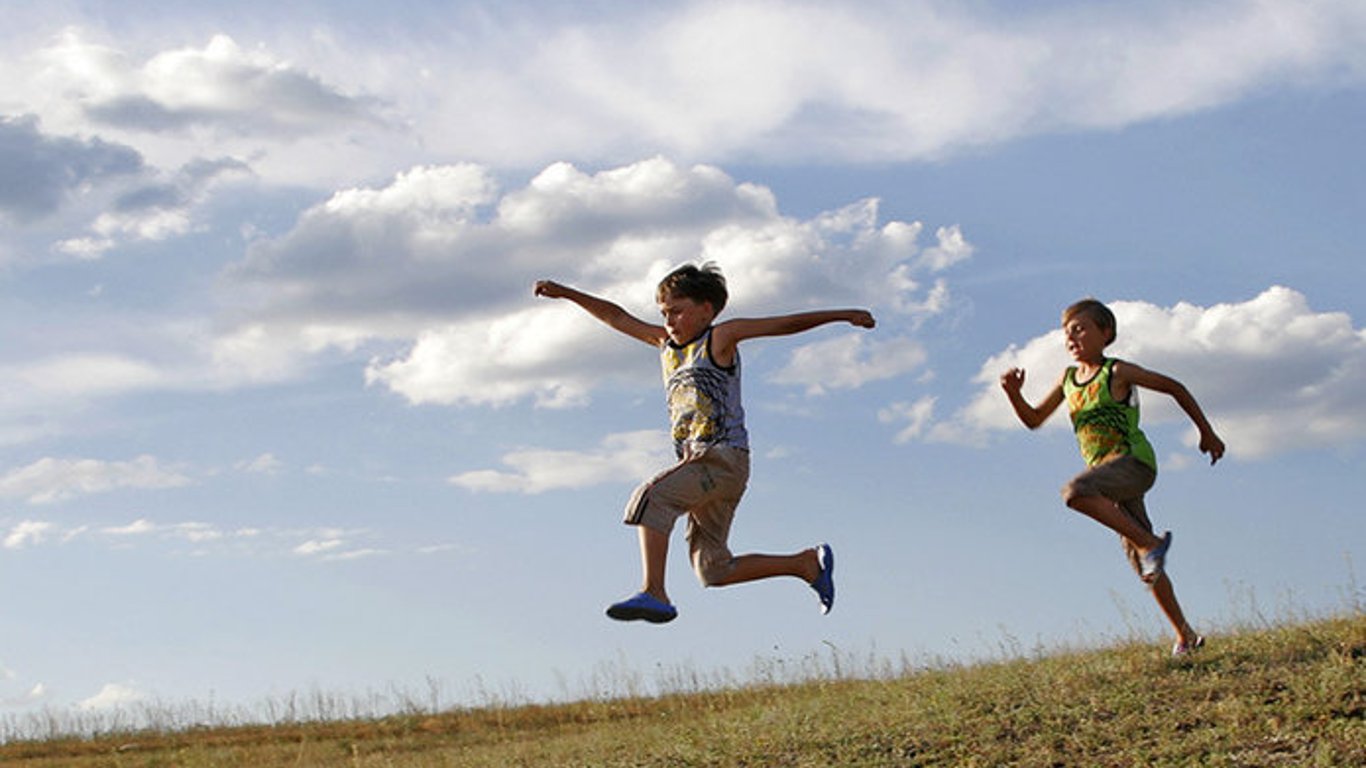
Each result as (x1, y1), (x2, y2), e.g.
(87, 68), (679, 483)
(1074, 356), (1107, 376)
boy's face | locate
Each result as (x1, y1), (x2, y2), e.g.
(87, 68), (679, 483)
(1062, 311), (1111, 364)
(658, 293), (715, 345)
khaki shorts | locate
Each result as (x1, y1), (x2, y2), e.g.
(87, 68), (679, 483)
(624, 445), (750, 586)
(1061, 456), (1158, 577)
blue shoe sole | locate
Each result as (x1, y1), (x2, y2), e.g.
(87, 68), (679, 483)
(606, 593), (677, 624)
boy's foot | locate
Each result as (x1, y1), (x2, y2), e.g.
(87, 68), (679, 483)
(606, 592), (677, 624)
(810, 543), (835, 615)
(1172, 634), (1205, 657)
(1139, 531), (1172, 584)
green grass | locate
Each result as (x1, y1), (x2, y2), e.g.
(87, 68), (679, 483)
(2, 613), (1361, 766)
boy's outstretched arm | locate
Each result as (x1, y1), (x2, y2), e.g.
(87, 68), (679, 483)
(999, 368), (1064, 430)
(533, 280), (667, 347)
(1114, 362), (1226, 464)
(720, 309), (875, 340)
(710, 309), (875, 365)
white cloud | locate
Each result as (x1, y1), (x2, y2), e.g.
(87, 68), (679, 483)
(918, 225), (975, 273)
(55, 156), (253, 257)
(451, 430), (673, 494)
(935, 287), (1366, 459)
(169, 522), (224, 544)
(218, 157), (966, 408)
(361, 0), (1365, 167)
(76, 682), (146, 711)
(294, 539), (343, 556)
(3, 520), (54, 550)
(292, 534), (385, 562)
(770, 335), (928, 396)
(2, 681), (48, 708)
(879, 397), (938, 445)
(0, 515), (399, 562)
(38, 32), (388, 138)
(319, 548), (387, 562)
(0, 455), (192, 504)
(4, 28), (403, 190)
(9, 354), (167, 398)
(0, 114), (143, 223)
(102, 519), (158, 536)
(0, 113), (251, 262)
(237, 453), (284, 475)
(225, 163), (502, 331)
(8, 2), (1357, 186)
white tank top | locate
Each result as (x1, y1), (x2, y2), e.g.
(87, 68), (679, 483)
(661, 327), (749, 458)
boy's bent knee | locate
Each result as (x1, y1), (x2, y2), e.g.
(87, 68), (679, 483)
(1060, 482), (1087, 508)
(694, 556), (736, 587)
(1060, 476), (1106, 509)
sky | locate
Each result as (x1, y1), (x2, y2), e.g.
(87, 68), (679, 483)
(1, 0), (1364, 725)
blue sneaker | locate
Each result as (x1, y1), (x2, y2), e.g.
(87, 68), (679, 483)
(1139, 531), (1172, 584)
(811, 543), (835, 614)
(606, 592), (677, 624)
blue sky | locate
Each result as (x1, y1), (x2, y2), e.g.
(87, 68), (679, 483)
(1, 0), (1363, 721)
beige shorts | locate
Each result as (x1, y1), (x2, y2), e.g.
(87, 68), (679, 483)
(624, 445), (750, 586)
(1061, 456), (1158, 577)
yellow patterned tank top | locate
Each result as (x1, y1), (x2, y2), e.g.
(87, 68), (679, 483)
(1064, 358), (1157, 470)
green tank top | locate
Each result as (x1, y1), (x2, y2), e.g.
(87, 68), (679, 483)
(1063, 358), (1157, 470)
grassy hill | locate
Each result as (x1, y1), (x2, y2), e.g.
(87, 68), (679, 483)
(2, 613), (1361, 766)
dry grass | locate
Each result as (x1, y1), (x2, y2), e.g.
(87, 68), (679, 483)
(2, 613), (1361, 766)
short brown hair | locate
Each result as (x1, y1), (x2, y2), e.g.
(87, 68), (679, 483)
(1063, 298), (1117, 345)
(656, 262), (728, 313)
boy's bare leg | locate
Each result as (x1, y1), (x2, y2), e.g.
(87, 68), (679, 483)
(638, 525), (671, 604)
(1149, 573), (1200, 645)
(709, 548), (820, 587)
(1066, 495), (1164, 552)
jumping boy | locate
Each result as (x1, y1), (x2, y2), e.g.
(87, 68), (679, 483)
(999, 298), (1225, 655)
(534, 263), (875, 623)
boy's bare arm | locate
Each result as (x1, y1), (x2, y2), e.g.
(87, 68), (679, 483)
(999, 368), (1064, 430)
(710, 309), (875, 365)
(533, 280), (667, 347)
(726, 309), (875, 338)
(1116, 361), (1226, 464)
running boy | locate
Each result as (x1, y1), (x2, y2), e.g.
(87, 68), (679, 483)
(534, 263), (875, 623)
(999, 298), (1225, 655)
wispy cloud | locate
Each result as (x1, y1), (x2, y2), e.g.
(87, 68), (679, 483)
(6, 2), (1361, 188)
(770, 335), (928, 395)
(451, 430), (673, 494)
(292, 534), (387, 562)
(2, 520), (54, 550)
(236, 453), (284, 475)
(879, 396), (938, 445)
(3, 516), (400, 562)
(76, 682), (146, 712)
(0, 455), (191, 505)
